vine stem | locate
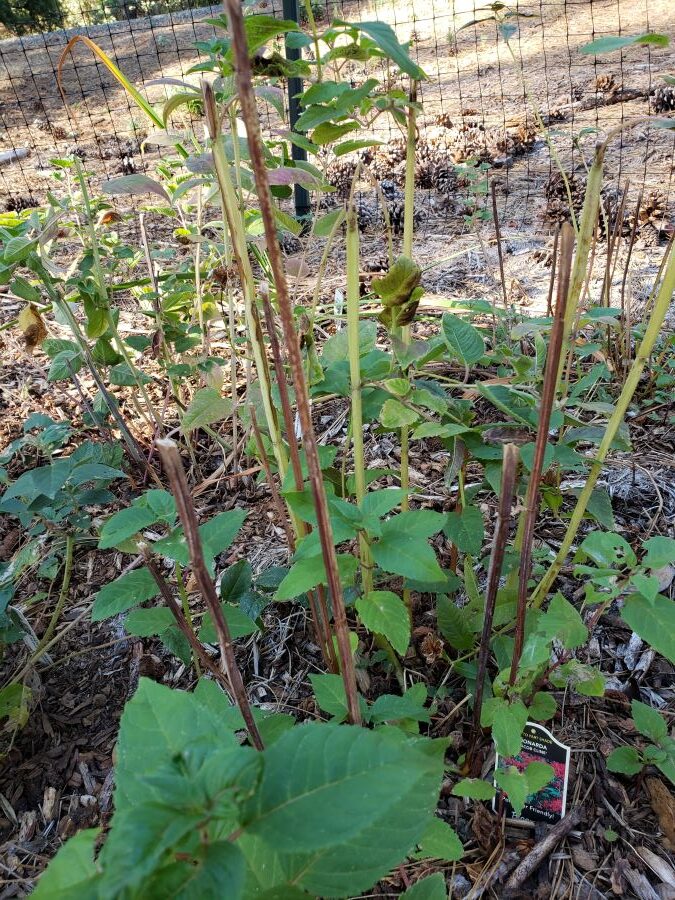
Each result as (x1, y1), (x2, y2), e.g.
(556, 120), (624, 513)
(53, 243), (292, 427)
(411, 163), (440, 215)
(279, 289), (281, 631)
(223, 0), (361, 724)
(156, 439), (264, 749)
(531, 239), (675, 607)
(508, 223), (574, 686)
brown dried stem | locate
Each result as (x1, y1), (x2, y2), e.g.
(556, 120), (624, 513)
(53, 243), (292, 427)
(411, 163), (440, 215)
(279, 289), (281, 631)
(156, 438), (264, 749)
(222, 0), (360, 722)
(141, 546), (232, 691)
(508, 223), (574, 686)
(470, 442), (519, 765)
(258, 293), (337, 671)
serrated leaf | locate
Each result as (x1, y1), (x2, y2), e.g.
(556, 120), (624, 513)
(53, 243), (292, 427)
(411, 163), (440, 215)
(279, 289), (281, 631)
(220, 559), (253, 603)
(436, 594), (475, 650)
(622, 593), (675, 665)
(481, 697), (528, 756)
(98, 505), (157, 550)
(443, 505), (484, 556)
(241, 722), (444, 853)
(606, 745), (643, 776)
(442, 313), (485, 365)
(355, 590), (410, 655)
(276, 553), (358, 600)
(642, 536), (675, 570)
(451, 777), (496, 800)
(379, 398), (419, 428)
(631, 700), (667, 743)
(124, 606), (174, 637)
(537, 593), (587, 650)
(412, 817), (463, 863)
(310, 673), (351, 722)
(31, 828), (101, 898)
(401, 873), (447, 899)
(528, 691), (557, 722)
(92, 568), (159, 620)
(182, 387), (233, 432)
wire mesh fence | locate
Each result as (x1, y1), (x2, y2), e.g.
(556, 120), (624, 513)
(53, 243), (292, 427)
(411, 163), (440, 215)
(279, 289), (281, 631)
(1, 0), (673, 237)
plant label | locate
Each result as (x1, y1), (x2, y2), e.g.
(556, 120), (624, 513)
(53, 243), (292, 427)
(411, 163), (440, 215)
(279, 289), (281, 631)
(494, 721), (570, 824)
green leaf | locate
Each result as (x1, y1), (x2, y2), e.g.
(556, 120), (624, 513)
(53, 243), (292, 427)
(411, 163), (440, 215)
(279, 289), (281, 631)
(124, 606), (174, 637)
(3, 235), (36, 264)
(32, 828), (101, 898)
(371, 533), (445, 585)
(443, 505), (484, 556)
(182, 387), (233, 432)
(481, 697), (528, 756)
(442, 313), (485, 365)
(238, 732), (445, 897)
(346, 20), (426, 79)
(580, 32), (670, 55)
(537, 593), (587, 650)
(401, 873), (447, 899)
(436, 594), (475, 650)
(313, 208), (345, 237)
(200, 509), (248, 563)
(606, 745), (643, 776)
(114, 678), (240, 808)
(241, 722), (444, 853)
(642, 536), (675, 570)
(528, 691), (557, 722)
(143, 841), (245, 899)
(92, 568), (159, 620)
(412, 817), (463, 863)
(370, 683), (430, 725)
(550, 660), (605, 696)
(220, 559), (253, 602)
(379, 398), (419, 428)
(276, 552), (358, 600)
(622, 594), (675, 665)
(412, 422), (470, 440)
(496, 762), (554, 816)
(241, 15), (301, 54)
(578, 531), (636, 568)
(47, 349), (84, 381)
(3, 459), (72, 502)
(360, 488), (406, 519)
(310, 673), (351, 722)
(98, 505), (157, 549)
(451, 778), (496, 801)
(631, 700), (667, 743)
(355, 590), (410, 655)
(102, 174), (170, 202)
(200, 603), (260, 643)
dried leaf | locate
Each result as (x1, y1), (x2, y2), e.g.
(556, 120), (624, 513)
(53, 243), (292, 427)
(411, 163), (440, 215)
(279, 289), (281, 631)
(18, 304), (47, 353)
(646, 777), (675, 850)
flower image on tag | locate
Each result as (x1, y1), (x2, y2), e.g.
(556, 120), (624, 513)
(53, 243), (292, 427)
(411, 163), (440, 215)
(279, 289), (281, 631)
(494, 722), (571, 824)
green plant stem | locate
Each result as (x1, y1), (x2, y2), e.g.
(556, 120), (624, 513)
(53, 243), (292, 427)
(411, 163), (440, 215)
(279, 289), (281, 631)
(531, 240), (675, 607)
(30, 534), (74, 661)
(302, 0), (323, 82)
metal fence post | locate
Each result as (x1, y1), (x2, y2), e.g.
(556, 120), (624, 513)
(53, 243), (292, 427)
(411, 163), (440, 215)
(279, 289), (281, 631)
(282, 0), (311, 220)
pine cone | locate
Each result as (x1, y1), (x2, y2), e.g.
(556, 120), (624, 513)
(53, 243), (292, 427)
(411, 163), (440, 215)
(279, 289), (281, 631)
(370, 138), (407, 182)
(652, 85), (675, 113)
(4, 195), (38, 213)
(278, 231), (302, 255)
(544, 170), (586, 223)
(51, 124), (67, 140)
(325, 156), (359, 197)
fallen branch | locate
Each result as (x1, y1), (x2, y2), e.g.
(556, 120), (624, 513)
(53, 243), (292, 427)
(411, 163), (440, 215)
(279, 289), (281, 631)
(504, 807), (583, 895)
